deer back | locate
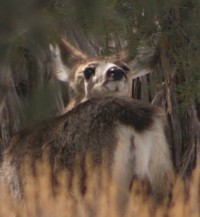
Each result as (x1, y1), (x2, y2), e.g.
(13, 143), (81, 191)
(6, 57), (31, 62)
(1, 96), (173, 204)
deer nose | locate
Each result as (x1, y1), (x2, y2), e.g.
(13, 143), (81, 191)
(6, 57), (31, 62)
(106, 67), (126, 81)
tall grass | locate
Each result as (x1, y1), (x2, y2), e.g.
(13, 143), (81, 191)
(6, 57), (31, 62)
(0, 160), (199, 217)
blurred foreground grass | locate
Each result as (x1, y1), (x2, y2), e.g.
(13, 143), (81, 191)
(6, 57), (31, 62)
(0, 160), (199, 217)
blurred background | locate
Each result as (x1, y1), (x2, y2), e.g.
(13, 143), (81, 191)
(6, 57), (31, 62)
(0, 0), (200, 178)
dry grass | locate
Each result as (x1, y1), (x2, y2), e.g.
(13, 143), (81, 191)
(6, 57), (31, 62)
(0, 160), (200, 217)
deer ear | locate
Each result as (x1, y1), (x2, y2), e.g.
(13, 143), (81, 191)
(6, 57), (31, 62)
(49, 39), (88, 82)
(117, 45), (159, 80)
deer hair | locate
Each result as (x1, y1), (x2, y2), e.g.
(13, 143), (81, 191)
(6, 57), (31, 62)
(0, 38), (174, 215)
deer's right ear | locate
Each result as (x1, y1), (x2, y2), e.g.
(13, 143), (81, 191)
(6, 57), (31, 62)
(116, 45), (159, 80)
(49, 39), (88, 82)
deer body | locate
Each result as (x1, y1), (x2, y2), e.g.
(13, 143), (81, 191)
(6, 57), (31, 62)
(1, 39), (173, 210)
(1, 97), (172, 201)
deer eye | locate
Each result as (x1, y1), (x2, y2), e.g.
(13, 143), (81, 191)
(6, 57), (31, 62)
(83, 67), (95, 80)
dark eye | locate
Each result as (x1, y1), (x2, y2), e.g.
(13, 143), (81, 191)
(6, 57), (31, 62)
(83, 67), (95, 80)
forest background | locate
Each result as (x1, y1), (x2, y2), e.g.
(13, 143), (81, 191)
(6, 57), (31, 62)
(0, 0), (200, 178)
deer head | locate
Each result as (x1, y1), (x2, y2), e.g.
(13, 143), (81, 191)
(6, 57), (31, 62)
(49, 39), (158, 110)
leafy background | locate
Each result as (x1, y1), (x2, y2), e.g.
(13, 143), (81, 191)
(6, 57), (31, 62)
(0, 0), (200, 177)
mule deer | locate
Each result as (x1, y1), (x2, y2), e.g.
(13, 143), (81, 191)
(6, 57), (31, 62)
(0, 39), (174, 213)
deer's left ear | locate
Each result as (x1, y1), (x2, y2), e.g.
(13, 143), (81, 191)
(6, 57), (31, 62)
(49, 38), (88, 82)
(117, 46), (159, 80)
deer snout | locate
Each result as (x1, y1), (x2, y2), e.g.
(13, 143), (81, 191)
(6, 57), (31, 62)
(106, 67), (126, 81)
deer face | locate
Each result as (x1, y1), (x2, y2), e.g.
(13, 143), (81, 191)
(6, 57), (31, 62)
(49, 39), (157, 108)
(75, 59), (130, 99)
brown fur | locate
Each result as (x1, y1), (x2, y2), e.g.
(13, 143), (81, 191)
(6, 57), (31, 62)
(1, 97), (173, 204)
